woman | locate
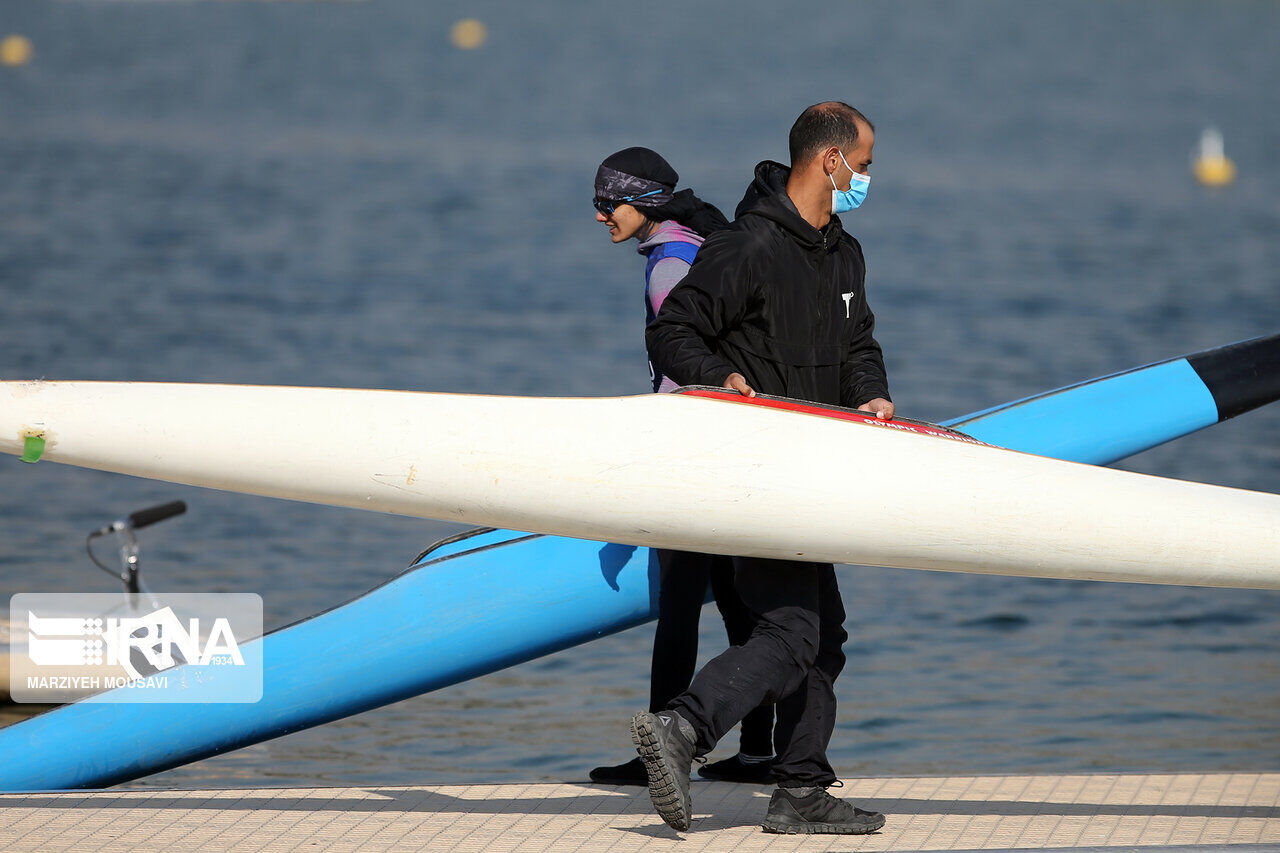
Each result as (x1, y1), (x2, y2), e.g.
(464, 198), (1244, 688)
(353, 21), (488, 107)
(588, 147), (775, 785)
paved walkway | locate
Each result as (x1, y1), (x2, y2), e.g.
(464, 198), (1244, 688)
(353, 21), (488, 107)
(1, 772), (1278, 852)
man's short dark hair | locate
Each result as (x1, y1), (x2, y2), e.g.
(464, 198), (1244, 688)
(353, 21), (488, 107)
(788, 102), (873, 166)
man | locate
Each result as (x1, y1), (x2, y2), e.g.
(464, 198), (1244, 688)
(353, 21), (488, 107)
(633, 102), (892, 835)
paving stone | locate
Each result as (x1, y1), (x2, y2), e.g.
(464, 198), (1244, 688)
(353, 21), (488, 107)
(0, 772), (1276, 852)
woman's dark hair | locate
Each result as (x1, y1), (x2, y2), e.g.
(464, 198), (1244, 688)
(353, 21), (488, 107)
(644, 189), (729, 237)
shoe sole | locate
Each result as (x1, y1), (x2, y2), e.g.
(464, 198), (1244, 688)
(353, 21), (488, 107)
(760, 813), (886, 835)
(630, 713), (692, 832)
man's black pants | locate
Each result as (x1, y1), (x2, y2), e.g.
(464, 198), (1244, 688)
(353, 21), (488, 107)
(651, 549), (775, 758)
(667, 557), (847, 788)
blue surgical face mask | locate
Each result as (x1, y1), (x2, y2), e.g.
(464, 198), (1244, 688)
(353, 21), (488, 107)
(830, 150), (870, 213)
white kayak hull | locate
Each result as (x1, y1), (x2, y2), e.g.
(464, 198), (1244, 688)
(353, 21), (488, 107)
(2, 381), (1278, 588)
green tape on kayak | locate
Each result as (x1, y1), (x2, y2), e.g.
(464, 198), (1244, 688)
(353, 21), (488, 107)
(20, 434), (45, 463)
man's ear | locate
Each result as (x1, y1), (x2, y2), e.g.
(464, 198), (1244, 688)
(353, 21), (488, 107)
(820, 146), (842, 176)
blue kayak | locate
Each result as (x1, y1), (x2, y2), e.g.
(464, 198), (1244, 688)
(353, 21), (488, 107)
(0, 332), (1276, 791)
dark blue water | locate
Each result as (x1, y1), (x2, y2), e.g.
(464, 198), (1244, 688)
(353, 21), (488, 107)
(0, 0), (1278, 787)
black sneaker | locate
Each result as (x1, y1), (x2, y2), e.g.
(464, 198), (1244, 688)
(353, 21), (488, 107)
(698, 754), (775, 784)
(588, 756), (647, 786)
(761, 786), (886, 835)
(630, 710), (697, 831)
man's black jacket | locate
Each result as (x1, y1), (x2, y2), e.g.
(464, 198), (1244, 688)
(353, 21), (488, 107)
(645, 160), (890, 407)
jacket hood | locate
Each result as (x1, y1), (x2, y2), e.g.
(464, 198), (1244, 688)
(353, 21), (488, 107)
(734, 160), (841, 252)
(642, 188), (730, 238)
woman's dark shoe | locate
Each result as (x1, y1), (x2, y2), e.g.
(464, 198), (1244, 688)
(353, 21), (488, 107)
(588, 756), (647, 786)
(697, 754), (775, 784)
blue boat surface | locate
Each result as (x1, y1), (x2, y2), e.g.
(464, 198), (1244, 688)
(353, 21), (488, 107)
(946, 332), (1280, 463)
(0, 332), (1276, 791)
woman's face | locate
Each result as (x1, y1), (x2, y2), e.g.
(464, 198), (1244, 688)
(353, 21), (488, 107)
(596, 202), (649, 243)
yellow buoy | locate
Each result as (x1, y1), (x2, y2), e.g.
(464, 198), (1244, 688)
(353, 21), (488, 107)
(0, 35), (33, 68)
(1192, 127), (1236, 187)
(450, 19), (488, 50)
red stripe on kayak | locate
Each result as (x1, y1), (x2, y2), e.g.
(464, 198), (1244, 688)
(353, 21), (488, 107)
(678, 387), (989, 446)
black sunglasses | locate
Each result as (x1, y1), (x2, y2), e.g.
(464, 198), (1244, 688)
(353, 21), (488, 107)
(593, 188), (662, 216)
